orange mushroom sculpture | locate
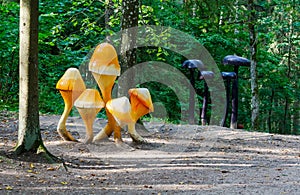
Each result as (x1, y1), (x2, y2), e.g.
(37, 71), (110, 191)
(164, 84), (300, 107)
(56, 68), (86, 141)
(106, 88), (154, 143)
(74, 89), (105, 143)
(88, 43), (122, 143)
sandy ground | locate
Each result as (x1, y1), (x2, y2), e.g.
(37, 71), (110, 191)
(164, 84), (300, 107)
(0, 112), (299, 194)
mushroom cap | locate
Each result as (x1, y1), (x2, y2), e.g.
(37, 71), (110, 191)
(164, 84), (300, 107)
(106, 97), (134, 126)
(74, 89), (105, 109)
(56, 68), (86, 91)
(89, 43), (121, 76)
(128, 88), (154, 112)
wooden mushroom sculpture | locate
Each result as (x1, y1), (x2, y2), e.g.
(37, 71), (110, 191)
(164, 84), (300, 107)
(74, 89), (105, 143)
(56, 68), (86, 141)
(106, 88), (154, 143)
(88, 43), (122, 142)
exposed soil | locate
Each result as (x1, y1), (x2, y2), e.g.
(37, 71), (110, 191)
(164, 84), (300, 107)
(0, 111), (299, 194)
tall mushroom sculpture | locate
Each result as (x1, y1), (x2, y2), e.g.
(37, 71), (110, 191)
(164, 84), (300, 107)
(106, 88), (154, 143)
(88, 43), (122, 142)
(74, 89), (105, 143)
(56, 68), (86, 141)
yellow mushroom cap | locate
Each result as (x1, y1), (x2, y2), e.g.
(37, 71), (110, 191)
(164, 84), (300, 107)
(89, 43), (121, 76)
(106, 97), (134, 126)
(128, 88), (154, 112)
(74, 89), (105, 109)
(56, 68), (86, 91)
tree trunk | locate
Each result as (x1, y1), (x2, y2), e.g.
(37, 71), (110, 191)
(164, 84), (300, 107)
(248, 0), (260, 131)
(268, 88), (274, 132)
(282, 97), (289, 134)
(118, 0), (139, 96)
(292, 101), (299, 134)
(15, 0), (41, 154)
(120, 0), (139, 71)
(15, 0), (64, 166)
(105, 0), (114, 29)
(104, 0), (114, 43)
(119, 0), (148, 131)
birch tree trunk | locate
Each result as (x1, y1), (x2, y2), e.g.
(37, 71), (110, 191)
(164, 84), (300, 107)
(14, 0), (61, 162)
(248, 0), (260, 130)
(15, 0), (42, 154)
(15, 0), (63, 165)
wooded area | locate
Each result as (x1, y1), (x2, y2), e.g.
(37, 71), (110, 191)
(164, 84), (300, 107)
(0, 0), (299, 134)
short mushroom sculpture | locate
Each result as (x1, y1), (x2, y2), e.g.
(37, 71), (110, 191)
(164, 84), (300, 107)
(74, 89), (105, 143)
(88, 43), (122, 143)
(106, 88), (154, 143)
(56, 68), (86, 141)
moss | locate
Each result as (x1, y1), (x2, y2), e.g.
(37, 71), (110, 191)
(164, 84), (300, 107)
(14, 139), (67, 171)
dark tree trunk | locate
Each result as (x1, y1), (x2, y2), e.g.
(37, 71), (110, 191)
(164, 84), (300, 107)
(268, 88), (274, 132)
(105, 0), (114, 29)
(119, 0), (139, 96)
(292, 101), (299, 134)
(121, 0), (139, 71)
(119, 0), (148, 131)
(283, 97), (289, 134)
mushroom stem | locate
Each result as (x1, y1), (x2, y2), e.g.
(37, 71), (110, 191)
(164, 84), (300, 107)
(128, 99), (149, 143)
(74, 89), (104, 144)
(92, 74), (116, 102)
(92, 73), (122, 142)
(93, 107), (122, 142)
(128, 122), (146, 143)
(57, 91), (77, 141)
(77, 108), (98, 144)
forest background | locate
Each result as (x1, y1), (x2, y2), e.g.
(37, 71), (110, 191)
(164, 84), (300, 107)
(0, 0), (299, 135)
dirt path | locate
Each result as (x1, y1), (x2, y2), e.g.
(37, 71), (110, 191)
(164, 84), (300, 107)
(0, 112), (299, 194)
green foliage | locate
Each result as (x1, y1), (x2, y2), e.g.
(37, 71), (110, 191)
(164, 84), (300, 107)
(0, 2), (19, 110)
(0, 0), (112, 113)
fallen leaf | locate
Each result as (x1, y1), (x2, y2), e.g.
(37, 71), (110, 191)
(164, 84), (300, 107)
(5, 186), (13, 190)
(61, 181), (68, 185)
(30, 163), (35, 169)
(47, 167), (56, 171)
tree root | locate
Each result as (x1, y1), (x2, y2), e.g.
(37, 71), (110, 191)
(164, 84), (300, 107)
(14, 142), (68, 171)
